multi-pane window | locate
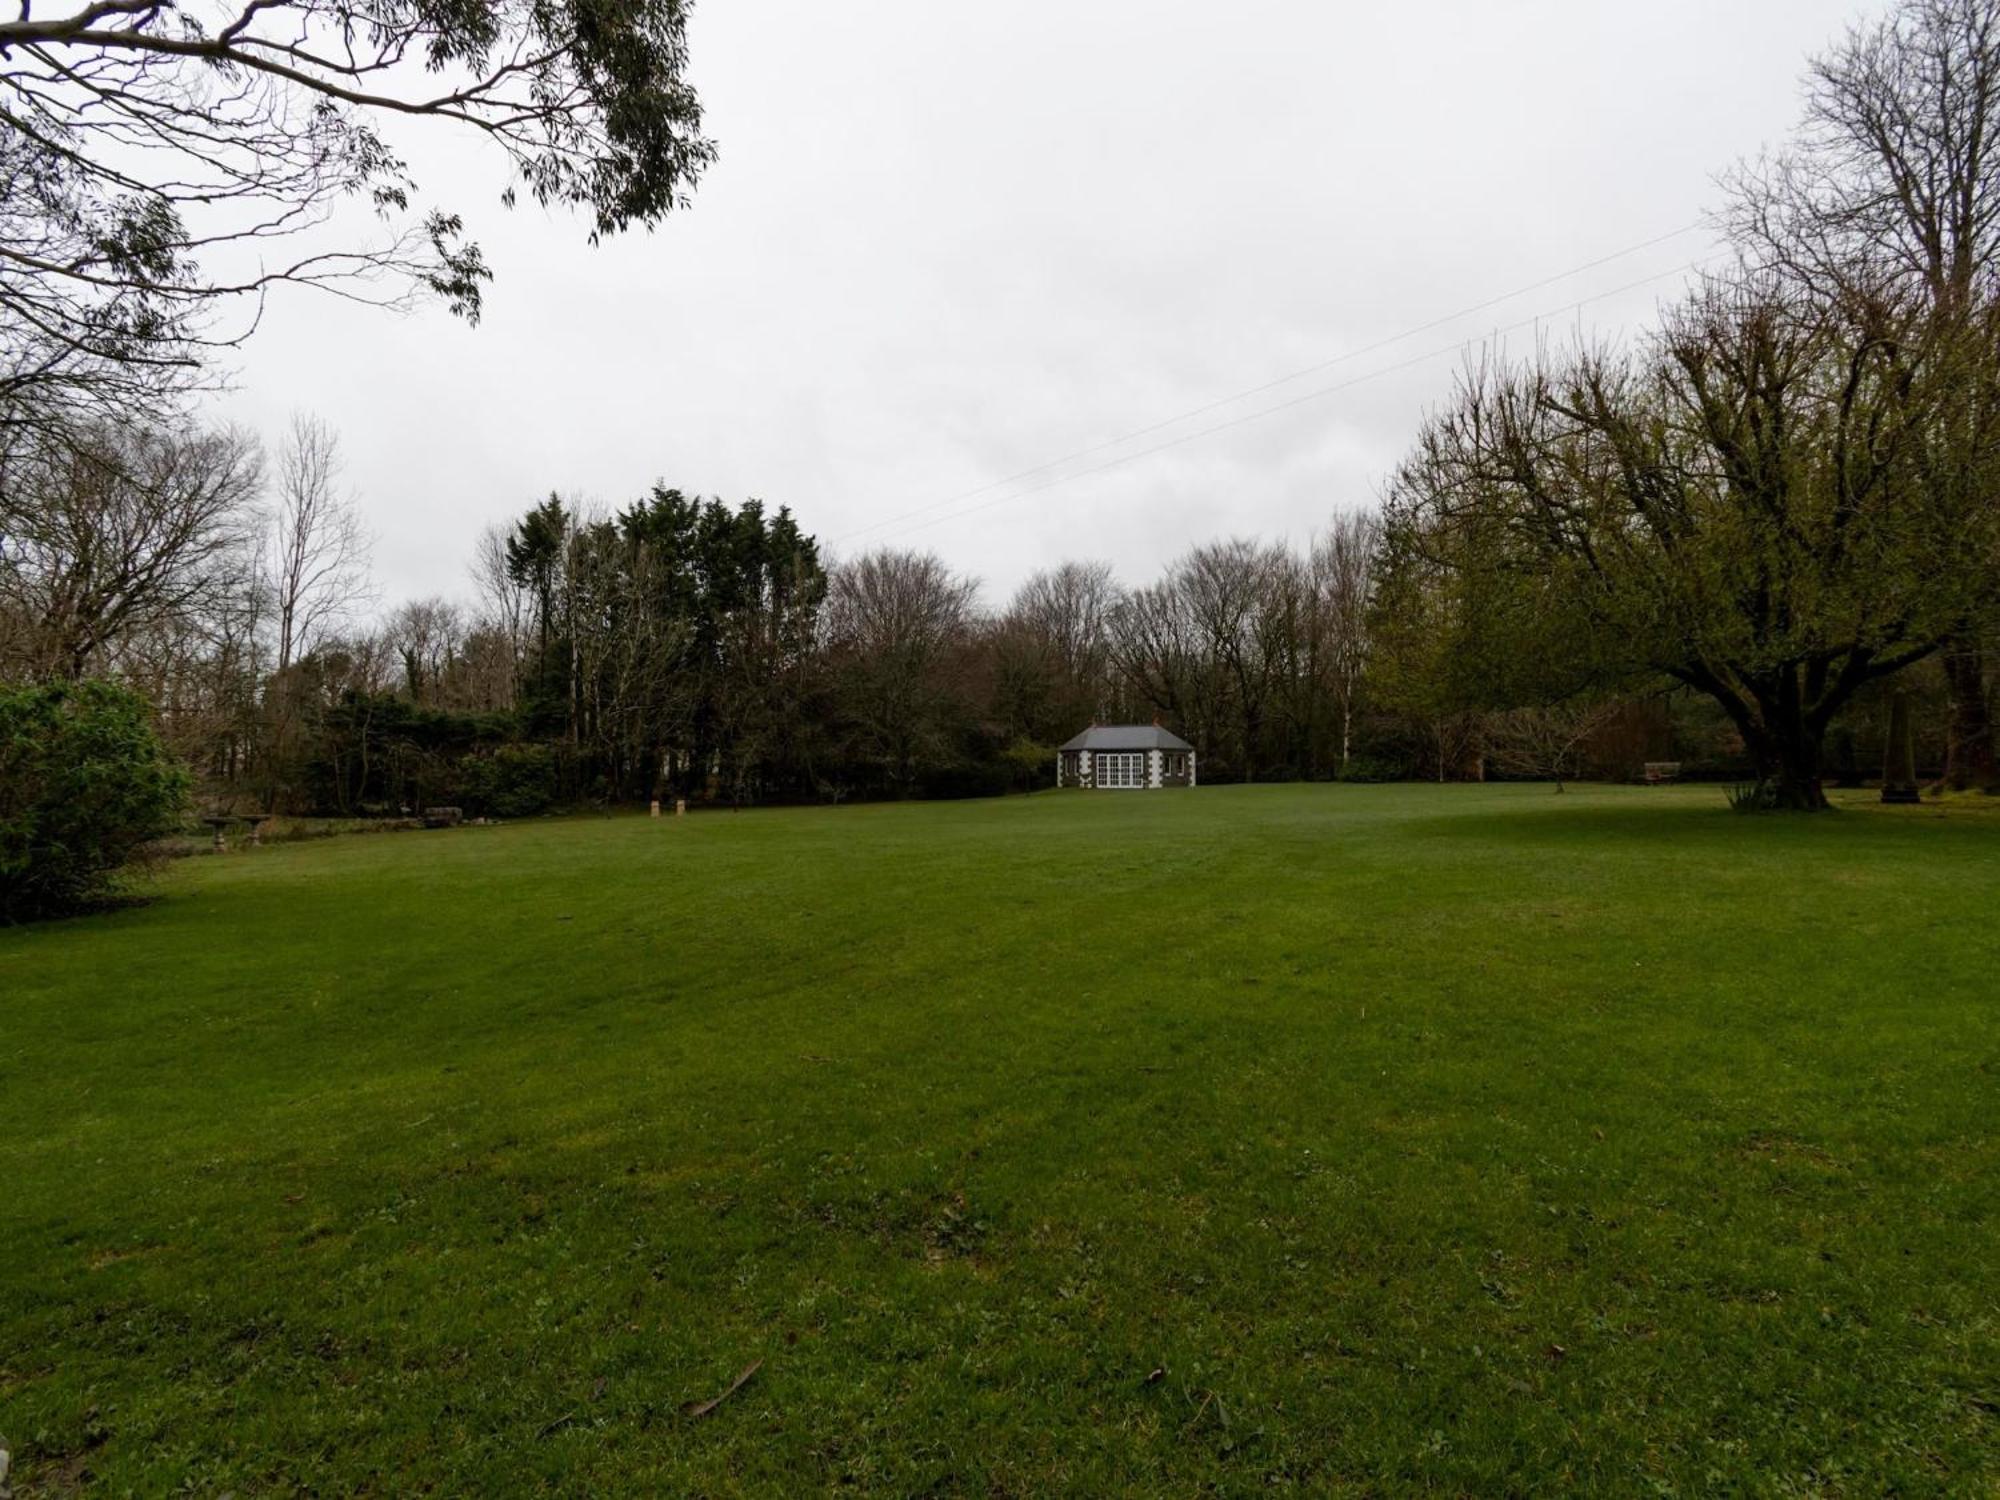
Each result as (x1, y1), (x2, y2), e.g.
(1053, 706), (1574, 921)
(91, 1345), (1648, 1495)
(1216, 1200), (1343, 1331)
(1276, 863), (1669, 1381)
(1094, 751), (1146, 788)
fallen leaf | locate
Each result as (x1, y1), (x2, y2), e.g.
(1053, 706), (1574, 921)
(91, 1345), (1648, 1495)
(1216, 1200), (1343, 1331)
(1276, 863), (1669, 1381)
(682, 1359), (762, 1420)
(536, 1411), (577, 1440)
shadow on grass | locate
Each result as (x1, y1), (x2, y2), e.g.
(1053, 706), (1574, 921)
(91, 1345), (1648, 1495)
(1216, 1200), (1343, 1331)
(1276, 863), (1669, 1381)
(1399, 783), (2000, 854)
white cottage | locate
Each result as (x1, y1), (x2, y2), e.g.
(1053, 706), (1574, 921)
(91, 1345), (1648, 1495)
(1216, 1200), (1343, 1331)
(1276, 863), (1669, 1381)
(1055, 724), (1196, 789)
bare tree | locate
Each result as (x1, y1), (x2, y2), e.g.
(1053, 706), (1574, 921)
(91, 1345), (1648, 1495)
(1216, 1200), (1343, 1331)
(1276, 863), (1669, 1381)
(469, 521), (531, 709)
(1725, 0), (2000, 313)
(825, 550), (981, 792)
(1316, 508), (1380, 775)
(0, 422), (261, 680)
(1182, 539), (1286, 780)
(113, 565), (267, 785)
(1103, 541), (1292, 780)
(994, 560), (1121, 742)
(1725, 0), (2000, 789)
(266, 415), (372, 676)
(1485, 701), (1625, 792)
(251, 414), (372, 806)
(316, 628), (401, 702)
(1010, 562), (1119, 690)
(383, 597), (466, 710)
(1379, 281), (1991, 810)
(1259, 547), (1329, 776)
(1109, 577), (1204, 745)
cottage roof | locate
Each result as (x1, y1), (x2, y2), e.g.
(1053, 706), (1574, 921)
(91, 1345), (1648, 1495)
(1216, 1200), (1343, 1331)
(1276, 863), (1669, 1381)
(1059, 724), (1194, 752)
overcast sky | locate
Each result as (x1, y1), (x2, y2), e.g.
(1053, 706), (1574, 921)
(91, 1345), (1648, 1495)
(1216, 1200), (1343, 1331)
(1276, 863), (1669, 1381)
(216, 0), (1872, 611)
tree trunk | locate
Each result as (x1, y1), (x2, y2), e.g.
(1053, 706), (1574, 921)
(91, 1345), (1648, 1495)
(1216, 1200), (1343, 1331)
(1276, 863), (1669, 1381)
(1938, 641), (1995, 791)
(1754, 725), (1830, 811)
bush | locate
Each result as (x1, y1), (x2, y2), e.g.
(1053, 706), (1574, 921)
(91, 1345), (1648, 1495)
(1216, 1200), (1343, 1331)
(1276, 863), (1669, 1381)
(0, 680), (189, 920)
(1000, 737), (1055, 792)
(1333, 755), (1403, 784)
(1725, 780), (1776, 814)
(919, 759), (1014, 801)
(459, 743), (559, 818)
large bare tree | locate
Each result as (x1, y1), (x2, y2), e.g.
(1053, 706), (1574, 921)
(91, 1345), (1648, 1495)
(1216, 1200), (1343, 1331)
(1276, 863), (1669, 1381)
(1315, 508), (1379, 775)
(1105, 540), (1291, 780)
(0, 421), (261, 680)
(1259, 517), (1384, 780)
(992, 560), (1120, 743)
(1108, 574), (1204, 745)
(255, 413), (370, 805)
(1183, 539), (1286, 781)
(825, 549), (980, 793)
(468, 519), (530, 708)
(1726, 0), (2000, 788)
(1382, 282), (2000, 809)
(383, 595), (465, 709)
(266, 414), (370, 676)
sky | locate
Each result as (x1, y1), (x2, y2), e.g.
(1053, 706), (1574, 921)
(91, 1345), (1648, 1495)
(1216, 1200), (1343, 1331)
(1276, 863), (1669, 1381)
(215, 0), (1875, 611)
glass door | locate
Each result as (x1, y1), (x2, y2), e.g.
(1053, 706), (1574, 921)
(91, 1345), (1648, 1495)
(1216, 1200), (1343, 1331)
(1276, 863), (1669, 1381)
(1095, 752), (1145, 788)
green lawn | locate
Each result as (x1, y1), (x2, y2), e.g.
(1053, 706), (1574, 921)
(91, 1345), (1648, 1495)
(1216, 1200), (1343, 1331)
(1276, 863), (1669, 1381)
(2, 785), (1996, 1495)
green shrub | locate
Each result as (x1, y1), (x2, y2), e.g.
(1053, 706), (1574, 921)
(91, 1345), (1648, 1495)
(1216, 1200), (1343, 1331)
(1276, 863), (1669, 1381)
(1725, 780), (1775, 814)
(1333, 755), (1402, 783)
(0, 680), (189, 920)
(460, 743), (559, 818)
(920, 759), (1014, 800)
(1000, 737), (1054, 791)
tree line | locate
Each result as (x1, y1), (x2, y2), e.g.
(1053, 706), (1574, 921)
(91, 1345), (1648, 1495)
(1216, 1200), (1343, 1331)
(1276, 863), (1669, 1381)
(2, 430), (1410, 814)
(6, 400), (1978, 825)
(4, 0), (1998, 852)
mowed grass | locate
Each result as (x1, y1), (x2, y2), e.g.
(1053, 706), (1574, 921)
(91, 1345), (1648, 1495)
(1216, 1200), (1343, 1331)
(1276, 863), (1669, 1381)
(2, 786), (1996, 1495)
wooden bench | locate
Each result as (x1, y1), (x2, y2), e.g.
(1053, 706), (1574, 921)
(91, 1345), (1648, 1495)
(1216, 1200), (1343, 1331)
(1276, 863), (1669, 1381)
(1642, 762), (1682, 785)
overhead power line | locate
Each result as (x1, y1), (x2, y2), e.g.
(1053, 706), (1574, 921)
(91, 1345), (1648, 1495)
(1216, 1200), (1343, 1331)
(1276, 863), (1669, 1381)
(835, 221), (1712, 547)
(880, 253), (1722, 544)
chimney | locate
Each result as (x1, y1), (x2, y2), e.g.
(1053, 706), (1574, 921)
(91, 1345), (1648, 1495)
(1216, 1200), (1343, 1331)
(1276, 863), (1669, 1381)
(1152, 713), (1162, 728)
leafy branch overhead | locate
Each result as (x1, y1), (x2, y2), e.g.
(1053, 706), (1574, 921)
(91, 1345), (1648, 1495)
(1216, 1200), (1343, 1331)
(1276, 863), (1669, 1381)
(0, 0), (715, 431)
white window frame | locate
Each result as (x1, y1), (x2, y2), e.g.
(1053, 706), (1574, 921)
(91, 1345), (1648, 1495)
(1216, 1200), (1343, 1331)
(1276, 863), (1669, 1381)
(1094, 751), (1145, 789)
